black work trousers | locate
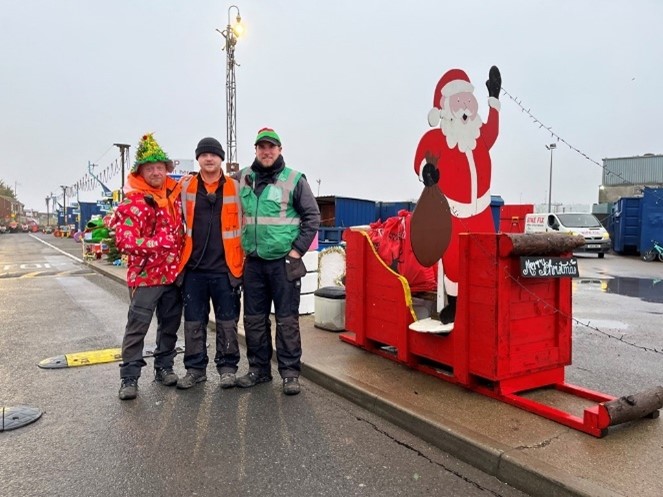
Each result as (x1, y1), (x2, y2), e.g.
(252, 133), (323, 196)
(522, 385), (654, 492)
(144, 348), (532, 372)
(119, 284), (182, 378)
(242, 256), (302, 379)
(181, 270), (241, 374)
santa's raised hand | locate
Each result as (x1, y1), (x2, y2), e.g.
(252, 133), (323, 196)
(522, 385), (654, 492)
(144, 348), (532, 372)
(485, 65), (501, 99)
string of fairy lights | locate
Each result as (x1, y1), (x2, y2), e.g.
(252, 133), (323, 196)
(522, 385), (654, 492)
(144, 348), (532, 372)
(54, 146), (122, 200)
(43, 87), (659, 354)
(449, 88), (663, 355)
(501, 86), (663, 202)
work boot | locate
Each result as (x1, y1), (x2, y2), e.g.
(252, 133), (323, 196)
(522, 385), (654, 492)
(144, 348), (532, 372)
(283, 377), (301, 396)
(118, 377), (138, 400)
(219, 372), (236, 389)
(236, 371), (273, 388)
(154, 368), (178, 386)
(176, 369), (207, 389)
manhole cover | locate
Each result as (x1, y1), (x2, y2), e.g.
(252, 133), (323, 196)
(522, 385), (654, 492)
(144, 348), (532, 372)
(1, 406), (42, 432)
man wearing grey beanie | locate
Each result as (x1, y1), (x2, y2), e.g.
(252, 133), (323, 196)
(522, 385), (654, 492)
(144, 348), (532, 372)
(176, 136), (245, 390)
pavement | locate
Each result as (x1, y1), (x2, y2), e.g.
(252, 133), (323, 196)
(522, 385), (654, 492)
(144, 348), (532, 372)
(41, 235), (662, 497)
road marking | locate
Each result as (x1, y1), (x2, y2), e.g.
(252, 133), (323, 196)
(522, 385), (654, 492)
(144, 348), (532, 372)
(29, 234), (84, 263)
(0, 270), (96, 279)
(2, 263), (54, 270)
(19, 271), (43, 278)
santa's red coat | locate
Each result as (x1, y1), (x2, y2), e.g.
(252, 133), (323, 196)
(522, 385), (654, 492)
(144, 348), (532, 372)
(413, 105), (499, 295)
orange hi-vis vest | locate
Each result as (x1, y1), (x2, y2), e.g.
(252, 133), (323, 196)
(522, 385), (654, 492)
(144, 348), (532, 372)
(178, 173), (244, 278)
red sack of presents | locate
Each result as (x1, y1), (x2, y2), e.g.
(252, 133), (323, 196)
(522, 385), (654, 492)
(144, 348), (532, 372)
(368, 210), (437, 293)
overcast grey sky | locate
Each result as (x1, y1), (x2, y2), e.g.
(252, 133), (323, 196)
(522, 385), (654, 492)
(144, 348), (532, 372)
(1, 0), (661, 212)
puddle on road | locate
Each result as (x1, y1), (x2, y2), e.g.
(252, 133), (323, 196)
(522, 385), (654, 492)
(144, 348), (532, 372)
(574, 276), (663, 304)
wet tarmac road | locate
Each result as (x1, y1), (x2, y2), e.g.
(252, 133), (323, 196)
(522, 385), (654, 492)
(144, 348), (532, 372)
(566, 253), (663, 397)
(0, 233), (529, 497)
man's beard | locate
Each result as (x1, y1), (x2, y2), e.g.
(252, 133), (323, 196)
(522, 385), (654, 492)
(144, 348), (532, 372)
(439, 106), (482, 153)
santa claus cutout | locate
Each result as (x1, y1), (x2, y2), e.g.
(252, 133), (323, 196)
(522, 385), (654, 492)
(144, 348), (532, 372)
(411, 66), (501, 330)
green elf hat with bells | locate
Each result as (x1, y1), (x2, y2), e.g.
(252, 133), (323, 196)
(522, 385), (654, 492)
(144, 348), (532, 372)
(254, 127), (281, 146)
(131, 133), (174, 174)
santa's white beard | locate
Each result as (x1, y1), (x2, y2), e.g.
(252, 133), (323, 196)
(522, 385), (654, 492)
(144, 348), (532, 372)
(439, 109), (482, 153)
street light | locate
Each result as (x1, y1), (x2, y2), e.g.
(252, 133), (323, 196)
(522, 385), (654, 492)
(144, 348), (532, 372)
(545, 143), (557, 212)
(45, 196), (50, 227)
(47, 193), (57, 227)
(60, 185), (67, 229)
(113, 143), (130, 201)
(217, 5), (244, 173)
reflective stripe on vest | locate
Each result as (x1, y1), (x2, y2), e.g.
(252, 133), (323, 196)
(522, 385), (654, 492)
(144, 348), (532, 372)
(239, 166), (302, 259)
(247, 216), (300, 226)
(239, 168), (300, 225)
(179, 174), (244, 277)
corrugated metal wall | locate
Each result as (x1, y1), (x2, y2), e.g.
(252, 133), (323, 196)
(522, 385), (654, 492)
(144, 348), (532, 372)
(608, 187), (663, 253)
(378, 201), (416, 221)
(79, 202), (105, 229)
(335, 197), (379, 227)
(316, 196), (417, 227)
(640, 187), (663, 253)
(603, 155), (663, 186)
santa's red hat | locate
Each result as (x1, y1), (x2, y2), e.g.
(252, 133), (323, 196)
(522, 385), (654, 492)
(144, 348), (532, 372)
(427, 69), (474, 127)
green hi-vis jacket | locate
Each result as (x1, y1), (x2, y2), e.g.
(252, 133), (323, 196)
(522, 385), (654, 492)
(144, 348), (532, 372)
(239, 166), (302, 260)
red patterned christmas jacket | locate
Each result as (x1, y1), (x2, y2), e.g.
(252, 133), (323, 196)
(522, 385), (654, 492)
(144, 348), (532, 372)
(107, 183), (184, 287)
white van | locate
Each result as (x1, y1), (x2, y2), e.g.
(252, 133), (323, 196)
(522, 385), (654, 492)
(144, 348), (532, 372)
(524, 212), (611, 258)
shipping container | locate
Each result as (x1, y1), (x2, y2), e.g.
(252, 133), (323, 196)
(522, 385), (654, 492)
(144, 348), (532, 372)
(316, 196), (378, 228)
(318, 227), (345, 250)
(490, 195), (504, 231)
(378, 201), (417, 221)
(77, 202), (106, 231)
(499, 204), (534, 233)
(56, 207), (77, 228)
(609, 197), (641, 253)
(609, 187), (663, 254)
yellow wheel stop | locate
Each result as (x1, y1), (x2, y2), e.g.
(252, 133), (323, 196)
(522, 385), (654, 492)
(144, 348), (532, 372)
(38, 343), (186, 369)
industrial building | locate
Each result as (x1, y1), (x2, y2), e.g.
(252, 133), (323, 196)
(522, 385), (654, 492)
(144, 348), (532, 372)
(599, 154), (663, 204)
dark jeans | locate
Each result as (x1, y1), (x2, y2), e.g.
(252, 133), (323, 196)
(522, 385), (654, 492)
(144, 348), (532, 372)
(181, 270), (241, 373)
(243, 256), (301, 378)
(120, 285), (182, 378)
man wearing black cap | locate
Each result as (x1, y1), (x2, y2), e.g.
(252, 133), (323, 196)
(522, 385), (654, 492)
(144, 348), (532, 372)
(236, 128), (320, 395)
(175, 137), (245, 390)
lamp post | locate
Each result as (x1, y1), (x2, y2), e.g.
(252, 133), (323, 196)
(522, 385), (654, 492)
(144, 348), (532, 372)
(114, 143), (130, 201)
(59, 185), (67, 229)
(51, 193), (58, 229)
(217, 5), (243, 173)
(545, 143), (556, 212)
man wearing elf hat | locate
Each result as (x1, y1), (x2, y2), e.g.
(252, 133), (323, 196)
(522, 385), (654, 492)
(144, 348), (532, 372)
(107, 133), (184, 400)
(235, 128), (320, 395)
(174, 137), (244, 390)
(413, 66), (501, 326)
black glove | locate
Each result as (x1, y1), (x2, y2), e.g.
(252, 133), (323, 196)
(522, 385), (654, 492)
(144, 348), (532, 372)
(485, 65), (501, 99)
(422, 163), (439, 187)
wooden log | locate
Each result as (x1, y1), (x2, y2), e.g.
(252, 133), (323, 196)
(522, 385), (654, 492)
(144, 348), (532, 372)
(603, 386), (663, 426)
(499, 233), (586, 257)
